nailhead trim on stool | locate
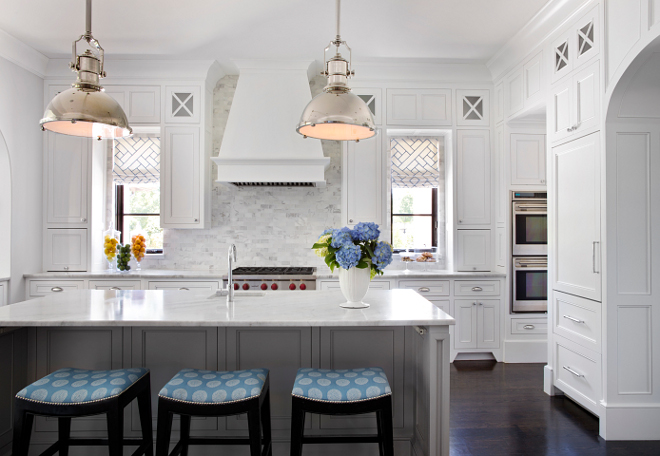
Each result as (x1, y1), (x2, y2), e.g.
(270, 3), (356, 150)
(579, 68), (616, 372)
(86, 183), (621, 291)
(12, 368), (153, 456)
(289, 367), (394, 456)
(156, 368), (272, 456)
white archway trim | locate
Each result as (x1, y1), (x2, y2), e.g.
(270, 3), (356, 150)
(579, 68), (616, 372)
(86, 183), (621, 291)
(0, 130), (11, 280)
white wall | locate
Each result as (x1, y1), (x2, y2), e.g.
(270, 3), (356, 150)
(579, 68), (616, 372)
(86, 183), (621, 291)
(0, 56), (44, 302)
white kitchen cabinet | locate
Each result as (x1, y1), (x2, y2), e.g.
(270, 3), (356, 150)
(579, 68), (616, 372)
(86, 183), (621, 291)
(147, 281), (220, 292)
(456, 230), (491, 272)
(549, 60), (600, 145)
(550, 5), (599, 84)
(105, 85), (161, 124)
(28, 280), (85, 298)
(161, 126), (202, 227)
(342, 137), (384, 227)
(494, 82), (504, 124)
(552, 132), (601, 301)
(496, 226), (506, 268)
(87, 280), (142, 291)
(44, 229), (88, 272)
(523, 51), (544, 107)
(456, 130), (491, 226)
(510, 134), (546, 185)
(0, 281), (6, 306)
(46, 134), (89, 226)
(165, 86), (201, 124)
(495, 125), (506, 225)
(456, 89), (490, 126)
(453, 299), (500, 350)
(505, 67), (524, 118)
(386, 89), (452, 126)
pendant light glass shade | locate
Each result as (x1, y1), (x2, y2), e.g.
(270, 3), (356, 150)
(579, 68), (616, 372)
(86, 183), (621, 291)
(296, 0), (376, 142)
(40, 0), (132, 139)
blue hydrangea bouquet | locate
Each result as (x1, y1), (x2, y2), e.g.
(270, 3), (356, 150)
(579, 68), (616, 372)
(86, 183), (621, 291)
(312, 222), (393, 279)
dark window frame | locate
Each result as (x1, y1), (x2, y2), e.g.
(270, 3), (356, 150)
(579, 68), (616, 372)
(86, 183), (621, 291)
(391, 187), (438, 249)
(115, 184), (163, 254)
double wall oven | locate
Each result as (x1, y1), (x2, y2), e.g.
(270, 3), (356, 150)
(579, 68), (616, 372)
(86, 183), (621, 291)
(511, 192), (547, 313)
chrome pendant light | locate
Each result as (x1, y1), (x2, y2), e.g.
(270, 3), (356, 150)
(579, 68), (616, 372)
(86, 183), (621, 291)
(296, 0), (376, 142)
(40, 0), (132, 140)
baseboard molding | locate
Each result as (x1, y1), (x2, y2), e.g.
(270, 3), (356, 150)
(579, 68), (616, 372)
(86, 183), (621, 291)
(600, 403), (660, 440)
(503, 340), (547, 363)
(453, 352), (497, 361)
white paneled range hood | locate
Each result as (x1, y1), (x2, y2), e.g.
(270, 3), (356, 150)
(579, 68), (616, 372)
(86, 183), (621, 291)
(212, 60), (330, 187)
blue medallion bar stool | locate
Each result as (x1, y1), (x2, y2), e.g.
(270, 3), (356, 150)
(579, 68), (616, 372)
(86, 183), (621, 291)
(289, 367), (394, 456)
(156, 368), (272, 456)
(12, 367), (153, 456)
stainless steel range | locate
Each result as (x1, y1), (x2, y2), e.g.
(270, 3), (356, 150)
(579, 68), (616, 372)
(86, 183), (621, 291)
(222, 267), (317, 291)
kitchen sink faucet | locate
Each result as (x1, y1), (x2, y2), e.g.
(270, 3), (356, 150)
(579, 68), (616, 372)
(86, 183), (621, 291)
(227, 244), (237, 303)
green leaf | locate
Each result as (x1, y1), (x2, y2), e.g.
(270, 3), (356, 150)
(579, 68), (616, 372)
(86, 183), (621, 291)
(312, 242), (328, 249)
(327, 246), (338, 254)
(356, 260), (369, 269)
(365, 244), (374, 257)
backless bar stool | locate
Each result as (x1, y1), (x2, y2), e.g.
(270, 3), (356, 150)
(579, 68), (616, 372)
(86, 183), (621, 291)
(156, 368), (272, 456)
(13, 367), (153, 456)
(290, 367), (393, 456)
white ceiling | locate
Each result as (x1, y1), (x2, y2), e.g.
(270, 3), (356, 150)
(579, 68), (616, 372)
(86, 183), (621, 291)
(0, 0), (549, 71)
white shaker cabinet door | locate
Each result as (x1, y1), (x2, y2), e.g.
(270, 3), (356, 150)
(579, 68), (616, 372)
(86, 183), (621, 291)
(456, 130), (491, 226)
(572, 60), (600, 138)
(549, 78), (573, 145)
(161, 127), (201, 227)
(477, 299), (500, 349)
(343, 138), (383, 227)
(456, 230), (492, 272)
(46, 134), (90, 225)
(44, 229), (88, 272)
(552, 133), (601, 301)
(510, 134), (546, 185)
(453, 300), (477, 349)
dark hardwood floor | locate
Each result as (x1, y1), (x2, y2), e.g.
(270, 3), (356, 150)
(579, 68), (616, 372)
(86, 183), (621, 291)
(450, 361), (660, 456)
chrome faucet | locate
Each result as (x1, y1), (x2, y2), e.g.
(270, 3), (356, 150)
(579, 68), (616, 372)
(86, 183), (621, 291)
(227, 244), (237, 303)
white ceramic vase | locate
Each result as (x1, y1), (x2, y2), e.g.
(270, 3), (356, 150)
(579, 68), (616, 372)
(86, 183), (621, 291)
(338, 266), (371, 309)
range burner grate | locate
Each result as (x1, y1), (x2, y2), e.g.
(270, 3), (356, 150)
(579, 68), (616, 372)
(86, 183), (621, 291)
(231, 267), (316, 276)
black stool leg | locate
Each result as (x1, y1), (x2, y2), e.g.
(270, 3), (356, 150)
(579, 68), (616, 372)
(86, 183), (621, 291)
(137, 387), (154, 456)
(107, 404), (124, 456)
(261, 389), (273, 456)
(247, 403), (262, 456)
(58, 417), (72, 456)
(289, 398), (305, 456)
(156, 399), (174, 456)
(11, 404), (33, 456)
(179, 414), (191, 456)
(379, 398), (394, 456)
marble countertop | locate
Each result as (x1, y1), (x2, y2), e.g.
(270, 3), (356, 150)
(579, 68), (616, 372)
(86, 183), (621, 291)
(0, 289), (455, 328)
(25, 269), (505, 280)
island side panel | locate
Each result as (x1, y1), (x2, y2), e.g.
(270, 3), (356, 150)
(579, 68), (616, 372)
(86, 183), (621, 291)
(413, 325), (450, 456)
(224, 327), (314, 435)
(128, 327), (220, 436)
(0, 328), (28, 456)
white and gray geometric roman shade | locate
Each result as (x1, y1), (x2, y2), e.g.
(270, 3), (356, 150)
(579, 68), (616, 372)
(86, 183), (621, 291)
(390, 137), (440, 188)
(113, 137), (160, 185)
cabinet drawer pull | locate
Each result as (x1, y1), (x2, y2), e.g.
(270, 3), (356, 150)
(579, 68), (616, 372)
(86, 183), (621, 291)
(563, 366), (584, 378)
(523, 325), (535, 330)
(109, 287), (121, 291)
(418, 287), (430, 292)
(179, 287), (190, 291)
(471, 287), (483, 292)
(51, 287), (63, 292)
(563, 315), (585, 324)
(63, 266), (69, 271)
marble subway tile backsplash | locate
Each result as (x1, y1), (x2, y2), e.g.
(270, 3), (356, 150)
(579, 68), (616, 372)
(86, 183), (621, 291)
(140, 75), (342, 273)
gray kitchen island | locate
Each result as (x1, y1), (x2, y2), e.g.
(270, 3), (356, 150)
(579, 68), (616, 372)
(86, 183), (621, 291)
(0, 289), (454, 456)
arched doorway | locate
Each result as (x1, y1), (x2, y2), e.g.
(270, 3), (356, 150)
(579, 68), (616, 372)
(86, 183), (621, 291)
(0, 131), (10, 281)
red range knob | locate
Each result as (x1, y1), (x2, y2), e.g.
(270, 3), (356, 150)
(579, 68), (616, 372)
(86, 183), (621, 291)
(242, 283), (250, 290)
(233, 283), (239, 290)
(271, 283), (278, 290)
(260, 283), (268, 291)
(299, 283), (307, 290)
(289, 283), (296, 290)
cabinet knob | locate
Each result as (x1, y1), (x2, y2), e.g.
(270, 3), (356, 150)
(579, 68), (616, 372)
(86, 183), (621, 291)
(478, 302), (483, 305)
(63, 266), (69, 270)
(458, 220), (462, 223)
(472, 302), (477, 306)
(194, 219), (199, 222)
(349, 219), (353, 223)
(81, 218), (87, 222)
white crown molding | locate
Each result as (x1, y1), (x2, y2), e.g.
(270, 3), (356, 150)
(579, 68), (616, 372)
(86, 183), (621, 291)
(487, 0), (595, 82)
(0, 28), (48, 78)
(44, 59), (224, 82)
(352, 59), (493, 84)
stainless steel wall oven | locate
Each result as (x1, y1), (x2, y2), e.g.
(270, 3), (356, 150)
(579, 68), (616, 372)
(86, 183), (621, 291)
(512, 192), (547, 256)
(512, 257), (547, 312)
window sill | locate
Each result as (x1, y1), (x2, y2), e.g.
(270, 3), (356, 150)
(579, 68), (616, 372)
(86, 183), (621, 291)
(144, 253), (165, 260)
